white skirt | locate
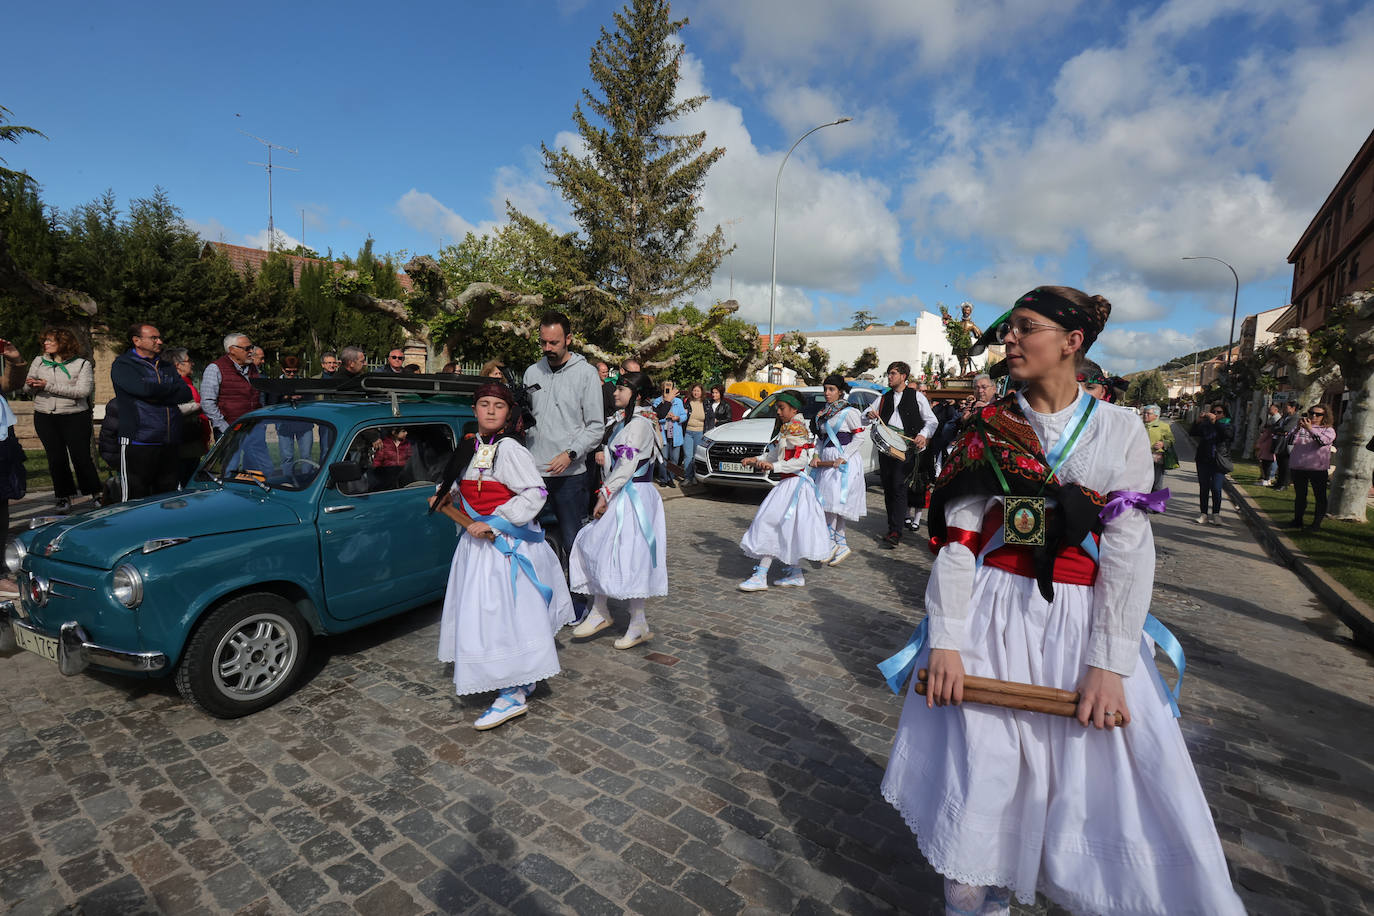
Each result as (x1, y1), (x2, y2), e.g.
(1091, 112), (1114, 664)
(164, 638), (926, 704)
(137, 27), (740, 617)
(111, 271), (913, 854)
(740, 475), (832, 565)
(568, 481), (668, 598)
(437, 526), (574, 695)
(816, 445), (867, 521)
(881, 567), (1244, 915)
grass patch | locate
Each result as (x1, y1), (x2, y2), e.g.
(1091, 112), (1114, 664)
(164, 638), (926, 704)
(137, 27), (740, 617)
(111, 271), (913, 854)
(23, 449), (52, 492)
(1229, 457), (1374, 606)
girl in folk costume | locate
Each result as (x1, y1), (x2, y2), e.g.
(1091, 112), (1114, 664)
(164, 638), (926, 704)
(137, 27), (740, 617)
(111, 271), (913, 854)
(811, 374), (868, 567)
(879, 287), (1243, 915)
(737, 392), (833, 591)
(568, 372), (667, 649)
(431, 383), (574, 730)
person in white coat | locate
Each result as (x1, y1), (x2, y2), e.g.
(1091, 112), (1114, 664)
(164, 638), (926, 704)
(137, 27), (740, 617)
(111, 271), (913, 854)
(811, 374), (868, 566)
(431, 382), (574, 730)
(879, 287), (1243, 915)
(737, 392), (832, 591)
(568, 372), (667, 649)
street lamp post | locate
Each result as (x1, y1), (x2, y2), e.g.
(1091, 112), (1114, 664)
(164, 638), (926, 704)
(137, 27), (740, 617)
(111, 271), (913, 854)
(1182, 256), (1239, 368)
(768, 118), (852, 370)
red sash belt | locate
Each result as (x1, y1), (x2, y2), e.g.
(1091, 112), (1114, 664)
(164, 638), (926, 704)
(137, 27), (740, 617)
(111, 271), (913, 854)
(933, 504), (1099, 587)
(459, 480), (516, 517)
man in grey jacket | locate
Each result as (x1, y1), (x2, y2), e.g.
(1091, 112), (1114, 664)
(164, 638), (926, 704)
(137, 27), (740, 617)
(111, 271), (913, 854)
(524, 312), (606, 619)
(1272, 400), (1300, 490)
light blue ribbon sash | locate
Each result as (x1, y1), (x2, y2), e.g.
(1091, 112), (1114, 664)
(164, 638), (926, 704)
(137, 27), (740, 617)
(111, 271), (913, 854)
(822, 413), (851, 507)
(782, 467), (823, 520)
(609, 448), (659, 568)
(458, 492), (554, 606)
(878, 617), (928, 694)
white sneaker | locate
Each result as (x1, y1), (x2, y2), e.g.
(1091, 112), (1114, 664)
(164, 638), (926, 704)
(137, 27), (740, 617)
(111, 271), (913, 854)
(738, 567), (770, 591)
(828, 544), (852, 566)
(775, 567), (806, 587)
(1195, 513), (1208, 524)
(1208, 513), (1222, 526)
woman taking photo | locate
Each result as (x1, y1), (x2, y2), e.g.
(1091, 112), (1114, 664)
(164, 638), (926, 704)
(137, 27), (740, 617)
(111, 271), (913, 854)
(24, 327), (100, 511)
(1191, 403), (1234, 525)
(880, 286), (1243, 915)
(1286, 404), (1335, 531)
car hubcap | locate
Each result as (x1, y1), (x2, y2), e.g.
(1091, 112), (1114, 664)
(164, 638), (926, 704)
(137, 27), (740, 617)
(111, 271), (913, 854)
(214, 613), (297, 700)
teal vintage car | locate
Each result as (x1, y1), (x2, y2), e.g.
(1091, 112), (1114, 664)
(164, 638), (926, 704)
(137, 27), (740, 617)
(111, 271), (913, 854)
(1, 381), (537, 717)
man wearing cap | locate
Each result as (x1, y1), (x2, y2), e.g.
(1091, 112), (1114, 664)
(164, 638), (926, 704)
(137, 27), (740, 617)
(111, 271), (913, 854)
(865, 361), (937, 546)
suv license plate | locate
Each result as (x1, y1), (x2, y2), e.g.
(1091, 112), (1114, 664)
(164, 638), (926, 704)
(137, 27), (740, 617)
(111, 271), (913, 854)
(13, 624), (59, 663)
(718, 461), (755, 473)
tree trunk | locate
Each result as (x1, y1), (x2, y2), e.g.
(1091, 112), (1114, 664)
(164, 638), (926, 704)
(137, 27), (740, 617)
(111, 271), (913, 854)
(1328, 364), (1374, 521)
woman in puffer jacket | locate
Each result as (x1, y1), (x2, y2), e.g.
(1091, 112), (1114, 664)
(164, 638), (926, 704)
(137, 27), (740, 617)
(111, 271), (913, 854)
(24, 327), (101, 511)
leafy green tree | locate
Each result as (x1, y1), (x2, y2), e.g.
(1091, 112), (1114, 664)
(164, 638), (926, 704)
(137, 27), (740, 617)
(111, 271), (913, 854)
(834, 346), (879, 378)
(536, 0), (727, 340)
(0, 105), (44, 182)
(1124, 370), (1168, 407)
(849, 310), (879, 329)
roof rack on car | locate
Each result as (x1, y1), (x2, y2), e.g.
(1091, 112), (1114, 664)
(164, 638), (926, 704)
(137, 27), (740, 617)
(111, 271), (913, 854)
(252, 373), (506, 417)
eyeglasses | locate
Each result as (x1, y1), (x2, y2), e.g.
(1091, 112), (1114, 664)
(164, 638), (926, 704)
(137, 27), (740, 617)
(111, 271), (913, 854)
(388, 355), (404, 361)
(1309, 410), (1325, 417)
(995, 318), (1067, 343)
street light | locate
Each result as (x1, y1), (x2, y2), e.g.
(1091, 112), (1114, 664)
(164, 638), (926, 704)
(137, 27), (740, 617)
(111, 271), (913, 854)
(1181, 256), (1239, 368)
(768, 117), (852, 366)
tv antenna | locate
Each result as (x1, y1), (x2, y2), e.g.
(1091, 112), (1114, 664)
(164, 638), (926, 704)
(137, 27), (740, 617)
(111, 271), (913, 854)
(241, 130), (298, 251)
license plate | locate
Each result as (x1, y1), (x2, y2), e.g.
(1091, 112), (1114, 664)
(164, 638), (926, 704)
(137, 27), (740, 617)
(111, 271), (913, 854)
(718, 461), (755, 474)
(13, 624), (59, 663)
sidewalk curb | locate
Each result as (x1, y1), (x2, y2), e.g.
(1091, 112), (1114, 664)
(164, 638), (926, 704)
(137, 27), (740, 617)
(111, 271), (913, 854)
(1224, 477), (1374, 650)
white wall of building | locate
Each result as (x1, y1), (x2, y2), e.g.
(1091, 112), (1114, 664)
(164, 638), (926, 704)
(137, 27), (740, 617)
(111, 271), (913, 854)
(755, 310), (984, 384)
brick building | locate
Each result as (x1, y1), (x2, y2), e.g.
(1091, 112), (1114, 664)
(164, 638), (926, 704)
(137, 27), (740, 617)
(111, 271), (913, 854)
(1277, 127), (1374, 333)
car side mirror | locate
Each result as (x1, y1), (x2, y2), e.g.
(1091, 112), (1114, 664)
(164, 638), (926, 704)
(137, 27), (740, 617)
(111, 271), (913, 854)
(328, 461), (362, 486)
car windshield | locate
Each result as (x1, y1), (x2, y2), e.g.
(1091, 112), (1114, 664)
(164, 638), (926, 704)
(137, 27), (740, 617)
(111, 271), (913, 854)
(196, 417), (335, 491)
(746, 390), (829, 421)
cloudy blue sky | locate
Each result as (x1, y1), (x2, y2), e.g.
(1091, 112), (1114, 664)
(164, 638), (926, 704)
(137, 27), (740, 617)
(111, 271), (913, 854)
(5, 0), (1373, 371)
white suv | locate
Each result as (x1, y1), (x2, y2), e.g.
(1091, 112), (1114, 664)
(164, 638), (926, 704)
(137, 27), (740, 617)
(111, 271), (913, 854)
(693, 386), (881, 490)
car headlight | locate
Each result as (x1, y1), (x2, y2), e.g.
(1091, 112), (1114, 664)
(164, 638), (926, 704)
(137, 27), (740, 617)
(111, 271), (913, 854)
(4, 539), (25, 574)
(111, 564), (144, 609)
(701, 437), (713, 449)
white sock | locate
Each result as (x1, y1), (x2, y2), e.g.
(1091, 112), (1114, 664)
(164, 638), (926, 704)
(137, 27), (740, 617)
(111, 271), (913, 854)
(833, 517), (847, 540)
(756, 556), (774, 572)
(584, 594), (609, 627)
(625, 598), (648, 639)
(944, 879), (988, 916)
(911, 510), (923, 525)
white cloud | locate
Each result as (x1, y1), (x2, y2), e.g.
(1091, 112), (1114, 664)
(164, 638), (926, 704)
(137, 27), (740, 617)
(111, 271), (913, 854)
(669, 51), (902, 315)
(394, 189), (493, 242)
(187, 217), (233, 243)
(902, 5), (1374, 300)
(686, 0), (1082, 76)
(1094, 327), (1200, 374)
(243, 228), (303, 251)
(761, 85), (902, 158)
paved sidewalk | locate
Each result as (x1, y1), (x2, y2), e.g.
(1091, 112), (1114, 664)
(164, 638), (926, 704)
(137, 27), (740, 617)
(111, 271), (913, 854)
(2, 465), (1371, 913)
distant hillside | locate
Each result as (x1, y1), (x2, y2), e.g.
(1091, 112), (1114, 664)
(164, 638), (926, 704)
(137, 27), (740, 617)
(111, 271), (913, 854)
(1157, 344), (1229, 373)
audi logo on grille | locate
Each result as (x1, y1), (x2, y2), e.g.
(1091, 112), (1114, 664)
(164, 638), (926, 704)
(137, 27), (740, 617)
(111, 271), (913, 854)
(726, 445), (752, 455)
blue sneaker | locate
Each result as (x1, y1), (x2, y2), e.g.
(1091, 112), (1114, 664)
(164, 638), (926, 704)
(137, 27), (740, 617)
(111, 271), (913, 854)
(474, 687), (528, 730)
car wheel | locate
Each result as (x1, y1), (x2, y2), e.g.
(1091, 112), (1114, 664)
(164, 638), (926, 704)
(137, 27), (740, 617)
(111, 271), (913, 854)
(174, 592), (311, 718)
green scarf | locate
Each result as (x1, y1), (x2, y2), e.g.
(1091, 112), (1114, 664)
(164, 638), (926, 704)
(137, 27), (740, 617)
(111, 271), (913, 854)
(40, 356), (77, 379)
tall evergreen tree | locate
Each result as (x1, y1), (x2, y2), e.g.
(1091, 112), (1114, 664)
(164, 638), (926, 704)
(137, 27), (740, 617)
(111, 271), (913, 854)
(539, 0), (727, 341)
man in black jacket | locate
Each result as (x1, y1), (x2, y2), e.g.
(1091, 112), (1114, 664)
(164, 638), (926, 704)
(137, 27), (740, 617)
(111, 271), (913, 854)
(865, 361), (937, 546)
(1271, 400), (1300, 490)
(110, 323), (192, 500)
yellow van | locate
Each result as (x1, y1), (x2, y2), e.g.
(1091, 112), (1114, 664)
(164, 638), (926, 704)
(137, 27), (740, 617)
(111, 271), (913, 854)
(727, 380), (773, 402)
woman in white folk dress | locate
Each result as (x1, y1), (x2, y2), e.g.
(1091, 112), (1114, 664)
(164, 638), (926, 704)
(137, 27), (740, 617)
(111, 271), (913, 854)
(568, 371), (667, 649)
(432, 382), (574, 730)
(811, 374), (868, 567)
(879, 286), (1244, 915)
(737, 392), (833, 591)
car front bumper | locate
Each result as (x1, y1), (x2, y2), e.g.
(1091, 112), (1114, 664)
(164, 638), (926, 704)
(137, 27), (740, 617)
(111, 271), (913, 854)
(2, 598), (167, 676)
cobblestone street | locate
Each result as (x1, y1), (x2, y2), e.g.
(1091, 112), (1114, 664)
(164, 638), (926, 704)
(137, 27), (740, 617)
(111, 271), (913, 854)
(3, 462), (1372, 915)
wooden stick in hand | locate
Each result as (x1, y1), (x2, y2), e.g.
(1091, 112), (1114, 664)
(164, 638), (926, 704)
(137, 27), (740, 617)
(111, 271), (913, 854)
(916, 669), (1125, 727)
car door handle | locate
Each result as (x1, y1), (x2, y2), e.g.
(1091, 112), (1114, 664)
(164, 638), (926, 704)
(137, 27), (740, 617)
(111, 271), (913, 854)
(323, 505), (355, 514)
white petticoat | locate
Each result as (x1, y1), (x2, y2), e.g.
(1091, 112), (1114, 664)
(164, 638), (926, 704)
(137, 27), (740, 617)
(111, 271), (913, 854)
(437, 527), (574, 695)
(815, 445), (867, 521)
(568, 481), (668, 598)
(881, 567), (1245, 915)
(740, 475), (832, 565)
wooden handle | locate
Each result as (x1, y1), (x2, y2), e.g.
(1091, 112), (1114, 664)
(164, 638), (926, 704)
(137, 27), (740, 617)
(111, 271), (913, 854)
(918, 668), (1077, 704)
(916, 672), (1125, 727)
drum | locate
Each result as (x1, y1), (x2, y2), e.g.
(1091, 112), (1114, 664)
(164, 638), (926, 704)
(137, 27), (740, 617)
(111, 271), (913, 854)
(872, 421), (907, 461)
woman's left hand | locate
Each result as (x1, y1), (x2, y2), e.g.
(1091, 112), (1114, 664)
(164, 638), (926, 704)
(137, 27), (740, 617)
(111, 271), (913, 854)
(1076, 666), (1129, 730)
(592, 494), (608, 519)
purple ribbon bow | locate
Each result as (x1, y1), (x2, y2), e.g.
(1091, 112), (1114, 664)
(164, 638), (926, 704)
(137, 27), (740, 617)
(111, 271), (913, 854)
(612, 444), (638, 460)
(1100, 488), (1170, 523)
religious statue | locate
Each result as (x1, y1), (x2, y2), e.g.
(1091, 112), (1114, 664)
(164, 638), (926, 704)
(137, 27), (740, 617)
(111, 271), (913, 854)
(940, 302), (982, 377)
